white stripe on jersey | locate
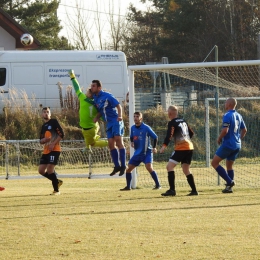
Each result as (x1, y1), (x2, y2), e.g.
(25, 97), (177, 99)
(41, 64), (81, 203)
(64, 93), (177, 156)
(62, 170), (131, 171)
(103, 99), (108, 122)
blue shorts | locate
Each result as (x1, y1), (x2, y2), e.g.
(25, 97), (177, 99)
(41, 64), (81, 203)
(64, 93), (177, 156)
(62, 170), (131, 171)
(215, 145), (240, 161)
(106, 121), (124, 139)
(129, 152), (153, 166)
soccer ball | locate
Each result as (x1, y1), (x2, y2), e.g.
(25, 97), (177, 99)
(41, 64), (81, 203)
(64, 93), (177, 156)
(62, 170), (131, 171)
(20, 33), (34, 46)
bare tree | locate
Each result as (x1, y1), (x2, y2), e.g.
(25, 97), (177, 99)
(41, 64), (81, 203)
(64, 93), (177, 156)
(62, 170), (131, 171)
(63, 0), (96, 49)
(63, 0), (129, 50)
(106, 0), (129, 50)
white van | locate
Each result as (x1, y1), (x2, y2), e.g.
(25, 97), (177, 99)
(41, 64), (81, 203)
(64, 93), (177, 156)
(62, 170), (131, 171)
(0, 50), (128, 110)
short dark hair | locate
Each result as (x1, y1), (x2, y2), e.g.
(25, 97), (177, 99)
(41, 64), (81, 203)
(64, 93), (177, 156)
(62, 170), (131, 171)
(134, 111), (142, 117)
(92, 80), (102, 87)
(42, 107), (51, 112)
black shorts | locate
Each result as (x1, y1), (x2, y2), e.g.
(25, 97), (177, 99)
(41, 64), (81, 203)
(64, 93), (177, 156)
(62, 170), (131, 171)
(169, 150), (193, 165)
(39, 151), (60, 165)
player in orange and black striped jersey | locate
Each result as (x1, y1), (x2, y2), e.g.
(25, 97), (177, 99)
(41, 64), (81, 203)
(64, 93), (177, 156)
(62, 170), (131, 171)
(38, 107), (64, 195)
(160, 105), (198, 196)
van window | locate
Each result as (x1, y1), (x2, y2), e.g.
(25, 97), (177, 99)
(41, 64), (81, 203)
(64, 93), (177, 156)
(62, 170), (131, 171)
(0, 68), (6, 86)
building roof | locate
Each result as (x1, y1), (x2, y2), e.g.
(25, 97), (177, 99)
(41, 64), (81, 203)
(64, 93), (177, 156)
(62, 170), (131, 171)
(0, 8), (40, 49)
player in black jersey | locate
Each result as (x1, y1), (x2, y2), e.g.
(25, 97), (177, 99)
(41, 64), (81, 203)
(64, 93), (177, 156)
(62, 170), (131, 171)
(38, 107), (64, 195)
(160, 105), (198, 196)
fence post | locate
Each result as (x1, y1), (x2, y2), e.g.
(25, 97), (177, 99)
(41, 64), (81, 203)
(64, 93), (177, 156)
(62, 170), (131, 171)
(5, 142), (9, 179)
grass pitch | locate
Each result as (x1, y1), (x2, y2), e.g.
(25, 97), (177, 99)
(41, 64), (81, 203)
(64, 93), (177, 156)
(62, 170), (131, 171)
(0, 177), (259, 260)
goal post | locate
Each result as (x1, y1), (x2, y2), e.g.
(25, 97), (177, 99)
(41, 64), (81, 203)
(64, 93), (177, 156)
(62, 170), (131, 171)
(128, 59), (260, 189)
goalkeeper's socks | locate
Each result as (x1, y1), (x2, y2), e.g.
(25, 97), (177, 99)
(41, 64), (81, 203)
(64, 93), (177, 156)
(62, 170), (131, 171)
(119, 148), (126, 167)
(43, 172), (52, 181)
(186, 174), (197, 192)
(216, 165), (232, 184)
(150, 171), (160, 187)
(110, 149), (120, 167)
(227, 170), (234, 180)
(168, 171), (175, 191)
(49, 172), (59, 192)
(126, 173), (132, 188)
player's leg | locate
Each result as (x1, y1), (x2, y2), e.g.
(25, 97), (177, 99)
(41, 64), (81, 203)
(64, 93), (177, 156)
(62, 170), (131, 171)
(146, 163), (161, 189)
(222, 159), (235, 193)
(161, 153), (178, 196)
(144, 153), (161, 189)
(161, 151), (181, 196)
(226, 160), (234, 180)
(38, 154), (52, 180)
(120, 163), (137, 191)
(226, 148), (239, 180)
(115, 135), (126, 176)
(223, 149), (239, 193)
(223, 159), (235, 193)
(106, 125), (121, 175)
(82, 129), (93, 151)
(92, 124), (108, 147)
(182, 163), (198, 196)
(108, 137), (121, 176)
(121, 155), (141, 191)
(46, 152), (61, 195)
(211, 146), (234, 189)
(181, 151), (198, 196)
(113, 121), (126, 176)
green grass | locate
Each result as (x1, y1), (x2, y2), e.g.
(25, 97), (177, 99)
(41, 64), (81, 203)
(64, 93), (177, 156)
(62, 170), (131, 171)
(0, 178), (260, 259)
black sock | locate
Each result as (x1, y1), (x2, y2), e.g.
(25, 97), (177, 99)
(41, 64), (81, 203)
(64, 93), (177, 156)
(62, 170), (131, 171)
(168, 171), (175, 191)
(43, 172), (52, 181)
(187, 174), (197, 192)
(49, 173), (59, 192)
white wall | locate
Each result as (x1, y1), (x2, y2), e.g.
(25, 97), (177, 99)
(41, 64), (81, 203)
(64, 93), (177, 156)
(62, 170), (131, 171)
(0, 26), (16, 50)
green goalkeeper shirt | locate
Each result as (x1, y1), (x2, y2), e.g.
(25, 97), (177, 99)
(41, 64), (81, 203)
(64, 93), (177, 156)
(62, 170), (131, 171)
(71, 78), (99, 129)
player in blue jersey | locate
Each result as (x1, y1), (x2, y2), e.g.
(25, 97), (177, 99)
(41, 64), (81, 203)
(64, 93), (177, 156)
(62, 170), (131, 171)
(120, 112), (161, 191)
(211, 98), (247, 193)
(90, 80), (126, 176)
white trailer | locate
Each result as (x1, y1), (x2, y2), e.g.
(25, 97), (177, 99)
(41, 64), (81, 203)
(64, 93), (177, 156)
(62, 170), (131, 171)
(0, 50), (128, 110)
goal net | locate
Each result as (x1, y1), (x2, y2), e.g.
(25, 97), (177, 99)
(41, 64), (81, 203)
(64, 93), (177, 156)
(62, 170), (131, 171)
(128, 60), (260, 189)
(0, 139), (130, 179)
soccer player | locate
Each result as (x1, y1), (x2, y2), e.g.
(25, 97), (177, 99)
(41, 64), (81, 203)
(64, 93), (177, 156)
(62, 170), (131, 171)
(211, 98), (247, 193)
(160, 105), (198, 196)
(120, 112), (161, 191)
(0, 186), (5, 191)
(68, 70), (108, 150)
(38, 107), (64, 195)
(91, 80), (126, 176)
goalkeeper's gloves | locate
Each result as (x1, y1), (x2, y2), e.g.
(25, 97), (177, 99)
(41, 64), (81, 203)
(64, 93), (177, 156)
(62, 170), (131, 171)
(68, 69), (75, 79)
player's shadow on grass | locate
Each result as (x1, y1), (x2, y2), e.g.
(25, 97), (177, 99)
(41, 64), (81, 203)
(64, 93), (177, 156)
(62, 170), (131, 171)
(1, 201), (259, 220)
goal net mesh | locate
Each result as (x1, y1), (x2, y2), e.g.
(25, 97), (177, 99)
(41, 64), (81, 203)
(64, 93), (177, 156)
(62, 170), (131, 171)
(0, 139), (130, 179)
(129, 61), (260, 189)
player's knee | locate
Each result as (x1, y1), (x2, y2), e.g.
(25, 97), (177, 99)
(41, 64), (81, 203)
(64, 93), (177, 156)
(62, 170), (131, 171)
(145, 165), (153, 172)
(211, 160), (217, 168)
(166, 164), (173, 171)
(38, 169), (45, 175)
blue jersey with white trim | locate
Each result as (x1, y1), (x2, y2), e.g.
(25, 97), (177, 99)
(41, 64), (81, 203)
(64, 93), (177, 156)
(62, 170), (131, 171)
(221, 109), (246, 150)
(131, 122), (158, 156)
(93, 90), (120, 123)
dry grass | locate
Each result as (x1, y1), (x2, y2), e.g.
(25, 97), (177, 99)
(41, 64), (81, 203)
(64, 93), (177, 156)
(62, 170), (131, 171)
(0, 178), (259, 260)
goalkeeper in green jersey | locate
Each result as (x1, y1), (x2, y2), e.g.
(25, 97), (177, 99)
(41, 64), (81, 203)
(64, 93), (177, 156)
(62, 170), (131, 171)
(68, 70), (108, 149)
